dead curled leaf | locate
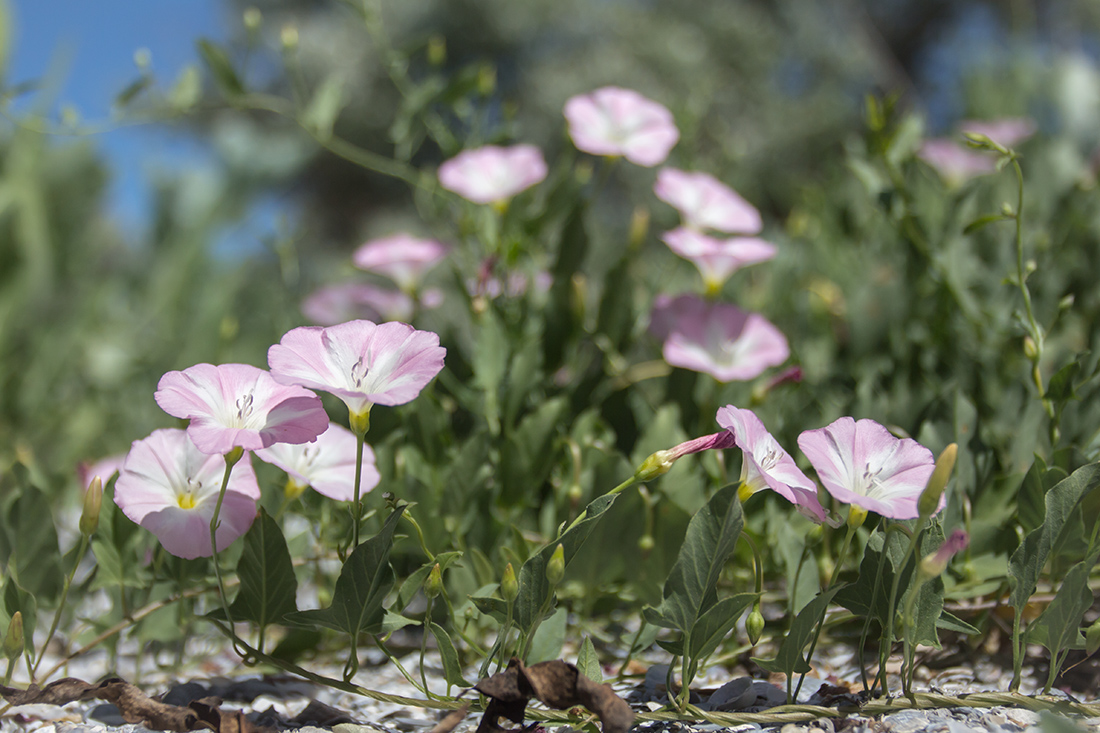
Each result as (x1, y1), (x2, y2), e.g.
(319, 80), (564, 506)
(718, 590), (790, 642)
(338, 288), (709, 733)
(474, 658), (634, 733)
(0, 678), (272, 733)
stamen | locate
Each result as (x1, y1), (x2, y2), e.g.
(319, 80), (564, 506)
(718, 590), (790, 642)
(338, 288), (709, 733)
(236, 393), (254, 420)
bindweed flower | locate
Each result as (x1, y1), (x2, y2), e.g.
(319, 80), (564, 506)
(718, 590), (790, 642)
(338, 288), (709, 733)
(254, 422), (378, 502)
(649, 294), (789, 382)
(352, 234), (449, 292)
(716, 405), (832, 524)
(501, 562), (518, 603)
(155, 363), (329, 455)
(797, 417), (936, 520)
(114, 429), (261, 559)
(301, 282), (443, 326)
(438, 144), (548, 205)
(918, 529), (969, 579)
(917, 140), (997, 186)
(654, 168), (762, 234)
(268, 320), (446, 429)
(661, 227), (776, 293)
(563, 86), (679, 166)
(78, 454), (126, 491)
(634, 430), (737, 482)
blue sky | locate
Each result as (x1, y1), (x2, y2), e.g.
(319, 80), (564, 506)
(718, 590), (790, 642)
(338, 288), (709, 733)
(8, 0), (227, 235)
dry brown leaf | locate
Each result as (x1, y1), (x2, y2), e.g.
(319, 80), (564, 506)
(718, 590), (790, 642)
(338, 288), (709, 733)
(427, 704), (469, 733)
(474, 658), (634, 733)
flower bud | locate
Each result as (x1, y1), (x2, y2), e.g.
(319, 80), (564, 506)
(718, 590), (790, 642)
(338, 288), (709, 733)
(918, 529), (969, 580)
(427, 34), (446, 66)
(133, 48), (152, 69)
(243, 7), (262, 31)
(501, 562), (518, 603)
(546, 544), (565, 586)
(1023, 336), (1039, 361)
(3, 612), (23, 661)
(634, 450), (674, 482)
(628, 207), (650, 251)
(746, 608), (765, 646)
(638, 534), (655, 554)
(1086, 618), (1100, 657)
(280, 24), (299, 51)
(424, 563), (443, 599)
(80, 476), (103, 537)
(917, 443), (956, 519)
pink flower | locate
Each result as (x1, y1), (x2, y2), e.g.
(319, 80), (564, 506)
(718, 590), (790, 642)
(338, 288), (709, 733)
(114, 429), (260, 559)
(78, 454), (126, 490)
(654, 168), (762, 234)
(255, 423), (377, 502)
(155, 363), (330, 455)
(959, 118), (1036, 148)
(563, 86), (679, 167)
(917, 139), (997, 185)
(635, 430), (738, 481)
(352, 234), (449, 291)
(649, 294), (789, 382)
(301, 283), (417, 326)
(661, 227), (776, 292)
(716, 405), (832, 524)
(438, 144), (548, 205)
(797, 417), (937, 520)
(268, 320), (446, 418)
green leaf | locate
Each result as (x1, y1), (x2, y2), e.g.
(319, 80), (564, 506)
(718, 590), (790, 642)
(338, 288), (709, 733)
(687, 592), (757, 663)
(430, 622), (471, 687)
(114, 76), (151, 108)
(962, 213), (1012, 235)
(643, 484), (743, 634)
(472, 307), (509, 433)
(577, 636), (602, 682)
(0, 483), (62, 602)
(1009, 463), (1100, 615)
(936, 610), (980, 636)
(526, 606), (566, 664)
(513, 493), (620, 631)
(288, 507), (404, 635)
(1026, 548), (1100, 659)
(395, 552), (463, 613)
(1047, 360), (1082, 405)
(753, 586), (841, 676)
(500, 397), (569, 505)
(302, 73), (346, 141)
(469, 593), (508, 623)
(197, 39), (244, 97)
(226, 508), (298, 628)
(1017, 457), (1066, 534)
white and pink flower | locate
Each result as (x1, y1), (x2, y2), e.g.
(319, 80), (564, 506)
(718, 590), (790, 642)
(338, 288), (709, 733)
(438, 144), (547, 205)
(268, 320), (446, 419)
(114, 429), (261, 559)
(564, 86), (679, 167)
(352, 234), (449, 292)
(716, 405), (832, 524)
(254, 422), (377, 502)
(155, 363), (329, 455)
(662, 227), (776, 292)
(654, 168), (762, 234)
(797, 417), (937, 520)
(649, 294), (789, 382)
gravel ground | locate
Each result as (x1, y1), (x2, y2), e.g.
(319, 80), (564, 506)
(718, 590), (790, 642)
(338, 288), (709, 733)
(2, 633), (1097, 733)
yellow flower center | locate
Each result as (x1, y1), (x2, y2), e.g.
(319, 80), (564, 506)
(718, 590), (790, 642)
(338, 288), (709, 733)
(178, 492), (197, 510)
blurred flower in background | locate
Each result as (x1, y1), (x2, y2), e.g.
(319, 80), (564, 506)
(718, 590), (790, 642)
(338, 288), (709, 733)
(438, 144), (548, 205)
(564, 86), (679, 166)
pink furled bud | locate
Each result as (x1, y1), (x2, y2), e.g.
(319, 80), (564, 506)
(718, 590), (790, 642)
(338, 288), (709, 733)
(919, 529), (969, 579)
(633, 430), (738, 482)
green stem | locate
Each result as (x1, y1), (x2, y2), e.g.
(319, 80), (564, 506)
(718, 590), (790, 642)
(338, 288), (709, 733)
(615, 620), (649, 681)
(30, 533), (89, 680)
(793, 522), (857, 702)
(419, 595), (434, 695)
(351, 429), (366, 548)
(405, 514), (435, 562)
(373, 635), (434, 698)
(210, 448), (245, 657)
(879, 519), (925, 697)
